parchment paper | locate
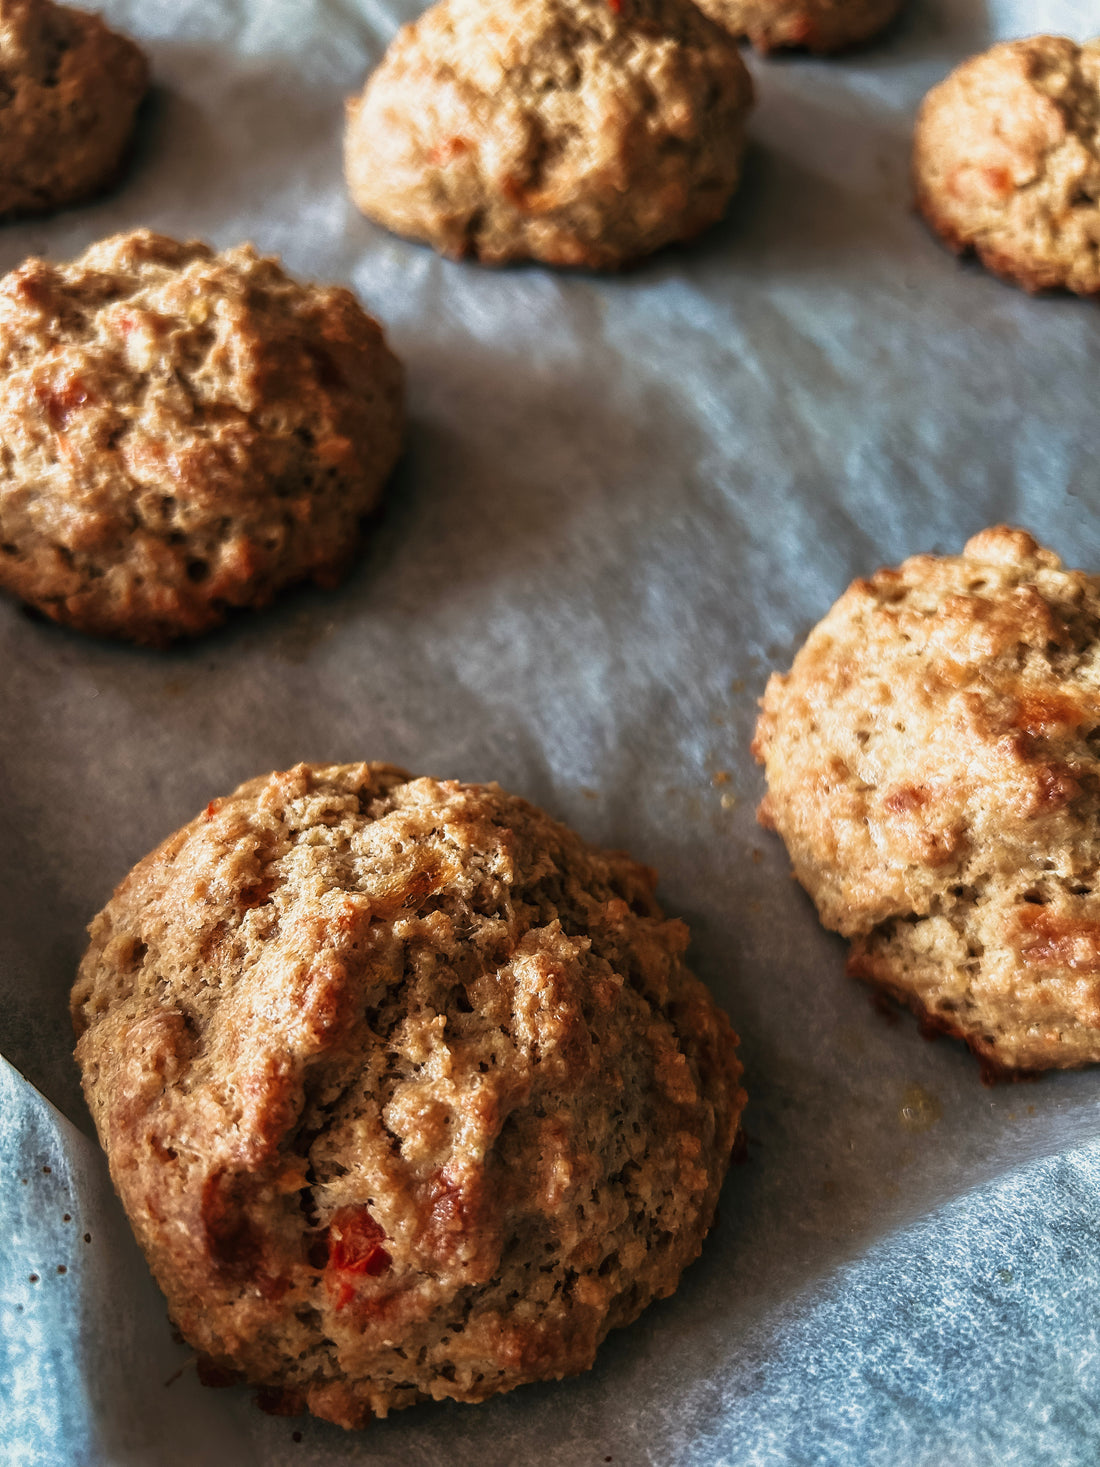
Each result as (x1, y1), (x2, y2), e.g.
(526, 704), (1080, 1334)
(1, 0), (1098, 1462)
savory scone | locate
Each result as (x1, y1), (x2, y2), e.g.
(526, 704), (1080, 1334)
(0, 0), (148, 219)
(72, 762), (745, 1428)
(344, 0), (754, 269)
(914, 36), (1100, 296)
(694, 0), (900, 54)
(0, 230), (403, 645)
(753, 527), (1100, 1076)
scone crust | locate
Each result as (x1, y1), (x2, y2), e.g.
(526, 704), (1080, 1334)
(0, 0), (148, 219)
(754, 527), (1100, 1074)
(694, 0), (900, 54)
(914, 36), (1100, 296)
(0, 230), (403, 644)
(344, 0), (754, 269)
(73, 763), (744, 1427)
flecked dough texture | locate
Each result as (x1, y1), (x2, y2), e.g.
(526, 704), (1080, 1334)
(0, 230), (403, 645)
(0, 0), (147, 219)
(693, 0), (900, 54)
(753, 528), (1100, 1076)
(344, 0), (754, 268)
(914, 36), (1100, 296)
(72, 764), (744, 1428)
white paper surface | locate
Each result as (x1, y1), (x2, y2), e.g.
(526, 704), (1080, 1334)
(1, 0), (1098, 1462)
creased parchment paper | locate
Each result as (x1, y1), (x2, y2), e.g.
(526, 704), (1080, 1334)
(1, 1), (1098, 1463)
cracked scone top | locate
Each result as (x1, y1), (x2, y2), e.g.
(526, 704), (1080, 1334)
(72, 763), (744, 1428)
(0, 0), (147, 218)
(344, 0), (754, 268)
(0, 230), (403, 644)
(753, 528), (1100, 1075)
(693, 0), (900, 54)
(914, 36), (1100, 296)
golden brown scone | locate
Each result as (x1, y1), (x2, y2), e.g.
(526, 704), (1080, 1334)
(0, 0), (147, 219)
(344, 0), (754, 269)
(72, 763), (745, 1428)
(694, 0), (900, 54)
(753, 528), (1100, 1076)
(0, 230), (403, 645)
(914, 36), (1100, 296)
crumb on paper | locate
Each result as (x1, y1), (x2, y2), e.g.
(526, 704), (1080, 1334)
(898, 1085), (943, 1133)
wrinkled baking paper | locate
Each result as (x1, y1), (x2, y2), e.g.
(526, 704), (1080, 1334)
(2, 0), (1098, 1462)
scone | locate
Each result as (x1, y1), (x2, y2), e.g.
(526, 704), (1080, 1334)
(914, 36), (1100, 296)
(694, 0), (900, 54)
(0, 0), (148, 219)
(0, 230), (403, 645)
(72, 763), (745, 1428)
(753, 527), (1100, 1076)
(344, 0), (754, 269)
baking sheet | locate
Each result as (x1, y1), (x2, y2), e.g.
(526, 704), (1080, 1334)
(1, 0), (1098, 1462)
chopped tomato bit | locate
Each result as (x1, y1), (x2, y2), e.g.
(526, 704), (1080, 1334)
(326, 1205), (392, 1310)
(428, 135), (472, 165)
(35, 374), (95, 431)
